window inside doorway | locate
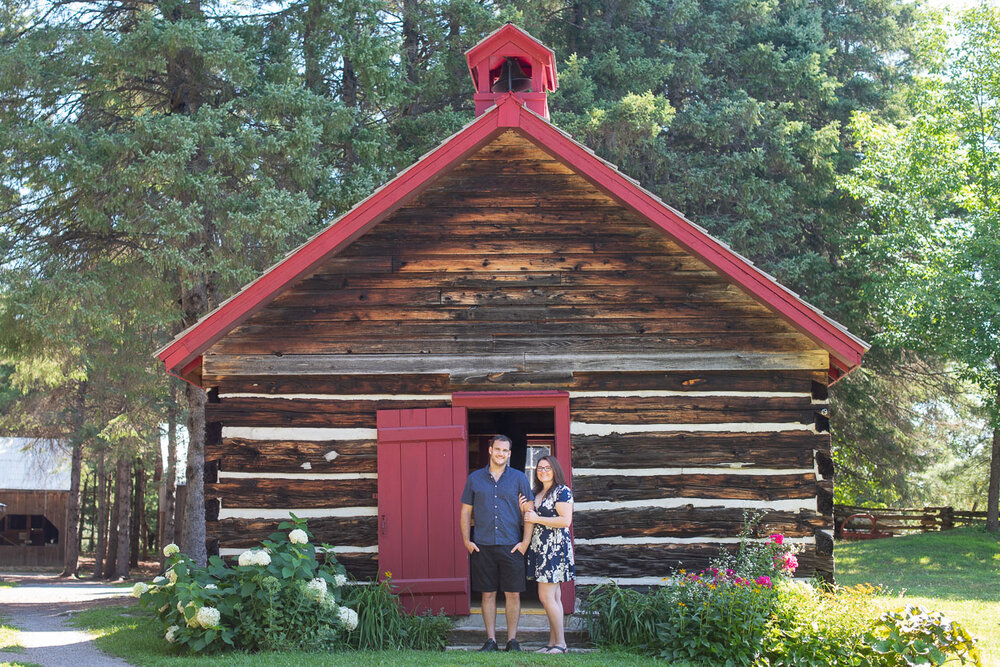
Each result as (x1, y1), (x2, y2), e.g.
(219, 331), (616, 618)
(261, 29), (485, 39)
(466, 409), (555, 479)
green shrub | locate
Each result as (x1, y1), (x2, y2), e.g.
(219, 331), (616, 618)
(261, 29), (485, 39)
(865, 605), (982, 666)
(135, 519), (354, 653)
(764, 582), (888, 666)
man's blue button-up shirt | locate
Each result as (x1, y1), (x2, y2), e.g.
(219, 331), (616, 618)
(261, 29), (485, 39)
(460, 465), (533, 546)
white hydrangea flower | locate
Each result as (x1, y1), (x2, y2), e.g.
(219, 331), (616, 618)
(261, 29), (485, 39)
(239, 549), (271, 567)
(338, 606), (359, 631)
(177, 601), (185, 614)
(196, 606), (221, 629)
(163, 543), (180, 557)
(288, 528), (309, 545)
(131, 582), (150, 598)
(205, 584), (218, 590)
(152, 576), (166, 586)
(333, 573), (348, 587)
(166, 569), (177, 585)
(305, 577), (327, 601)
(322, 596), (338, 611)
(159, 603), (169, 613)
(165, 625), (180, 643)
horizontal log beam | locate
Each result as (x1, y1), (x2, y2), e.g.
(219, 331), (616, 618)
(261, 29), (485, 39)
(573, 473), (818, 502)
(206, 478), (376, 509)
(571, 431), (827, 468)
(207, 516), (377, 548)
(208, 438), (375, 474)
(574, 507), (827, 539)
(574, 543), (832, 578)
(204, 350), (829, 377)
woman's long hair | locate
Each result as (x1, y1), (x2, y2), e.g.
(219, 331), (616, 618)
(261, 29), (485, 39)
(532, 455), (567, 501)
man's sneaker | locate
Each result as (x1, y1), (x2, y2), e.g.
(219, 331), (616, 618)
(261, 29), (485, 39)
(479, 639), (499, 652)
(505, 638), (521, 652)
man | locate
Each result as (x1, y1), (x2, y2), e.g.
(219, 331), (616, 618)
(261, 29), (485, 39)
(459, 434), (533, 652)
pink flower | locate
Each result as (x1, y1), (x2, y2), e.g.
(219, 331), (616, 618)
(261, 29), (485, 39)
(769, 534), (784, 545)
(755, 575), (772, 588)
(782, 553), (798, 572)
(725, 568), (735, 577)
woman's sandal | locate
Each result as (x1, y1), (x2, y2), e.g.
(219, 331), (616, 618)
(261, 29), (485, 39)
(536, 646), (554, 653)
(546, 646), (568, 654)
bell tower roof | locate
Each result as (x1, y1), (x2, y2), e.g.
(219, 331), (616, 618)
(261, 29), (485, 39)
(465, 23), (558, 119)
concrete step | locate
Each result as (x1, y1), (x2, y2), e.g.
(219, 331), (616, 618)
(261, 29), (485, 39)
(449, 610), (590, 649)
(446, 644), (596, 653)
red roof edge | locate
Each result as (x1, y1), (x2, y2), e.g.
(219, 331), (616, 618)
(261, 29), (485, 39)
(505, 103), (868, 382)
(155, 106), (506, 376)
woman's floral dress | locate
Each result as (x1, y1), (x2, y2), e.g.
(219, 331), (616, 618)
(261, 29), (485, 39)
(527, 484), (575, 583)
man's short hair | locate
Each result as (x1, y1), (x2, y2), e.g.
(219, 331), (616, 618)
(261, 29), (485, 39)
(489, 434), (512, 449)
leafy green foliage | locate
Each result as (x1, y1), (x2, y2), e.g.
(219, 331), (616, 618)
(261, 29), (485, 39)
(584, 518), (799, 663)
(137, 519), (353, 653)
(764, 583), (886, 666)
(866, 605), (982, 666)
(340, 576), (452, 651)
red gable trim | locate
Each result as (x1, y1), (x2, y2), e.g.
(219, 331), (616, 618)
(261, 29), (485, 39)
(156, 110), (506, 375)
(158, 94), (866, 383)
(497, 101), (867, 373)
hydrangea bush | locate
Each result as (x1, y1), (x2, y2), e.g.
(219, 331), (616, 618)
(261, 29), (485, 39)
(135, 519), (355, 653)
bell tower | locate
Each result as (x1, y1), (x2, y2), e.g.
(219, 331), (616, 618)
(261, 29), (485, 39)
(465, 24), (558, 120)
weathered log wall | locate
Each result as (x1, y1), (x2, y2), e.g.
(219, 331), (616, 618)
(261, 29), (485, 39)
(199, 131), (835, 583)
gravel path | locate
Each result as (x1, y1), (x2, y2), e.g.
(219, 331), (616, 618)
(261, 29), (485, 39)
(0, 572), (135, 667)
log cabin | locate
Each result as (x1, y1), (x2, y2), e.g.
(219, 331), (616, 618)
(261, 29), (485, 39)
(156, 24), (867, 614)
(0, 438), (69, 568)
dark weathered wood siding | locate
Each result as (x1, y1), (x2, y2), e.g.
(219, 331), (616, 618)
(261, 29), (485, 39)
(0, 489), (67, 567)
(201, 131), (834, 582)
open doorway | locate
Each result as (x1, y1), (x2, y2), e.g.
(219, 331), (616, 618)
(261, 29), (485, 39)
(452, 391), (576, 616)
(466, 408), (555, 608)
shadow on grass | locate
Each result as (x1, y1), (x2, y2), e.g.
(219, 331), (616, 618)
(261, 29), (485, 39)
(835, 526), (1000, 601)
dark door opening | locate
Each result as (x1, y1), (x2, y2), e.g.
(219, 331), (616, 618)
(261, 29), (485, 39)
(467, 408), (555, 606)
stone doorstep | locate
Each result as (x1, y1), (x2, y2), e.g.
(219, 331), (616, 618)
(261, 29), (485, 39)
(449, 613), (590, 649)
(445, 645), (597, 653)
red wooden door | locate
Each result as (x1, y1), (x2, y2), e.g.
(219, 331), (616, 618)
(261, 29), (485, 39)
(377, 407), (470, 615)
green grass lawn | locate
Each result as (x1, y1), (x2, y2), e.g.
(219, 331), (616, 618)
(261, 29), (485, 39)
(69, 605), (658, 666)
(836, 526), (1000, 666)
(0, 618), (24, 654)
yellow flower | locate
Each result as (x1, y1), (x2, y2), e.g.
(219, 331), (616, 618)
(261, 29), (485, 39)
(678, 602), (685, 607)
(679, 569), (686, 574)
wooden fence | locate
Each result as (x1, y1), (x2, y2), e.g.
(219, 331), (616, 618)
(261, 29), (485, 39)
(834, 504), (988, 539)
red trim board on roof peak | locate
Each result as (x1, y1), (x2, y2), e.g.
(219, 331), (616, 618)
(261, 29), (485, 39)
(156, 94), (867, 385)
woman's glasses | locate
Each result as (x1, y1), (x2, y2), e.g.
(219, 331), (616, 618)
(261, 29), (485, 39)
(536, 466), (553, 472)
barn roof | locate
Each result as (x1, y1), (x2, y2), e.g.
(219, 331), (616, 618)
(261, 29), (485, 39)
(156, 94), (868, 385)
(0, 437), (70, 492)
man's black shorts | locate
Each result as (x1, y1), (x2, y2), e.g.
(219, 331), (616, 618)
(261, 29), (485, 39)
(470, 544), (526, 593)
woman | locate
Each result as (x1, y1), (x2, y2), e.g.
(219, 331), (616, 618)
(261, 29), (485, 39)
(521, 455), (574, 654)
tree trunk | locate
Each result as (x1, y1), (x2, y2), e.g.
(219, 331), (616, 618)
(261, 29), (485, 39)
(987, 360), (999, 533)
(114, 455), (133, 579)
(401, 0), (419, 116)
(61, 382), (86, 578)
(105, 461), (120, 578)
(78, 474), (89, 554)
(302, 0), (324, 95)
(161, 392), (178, 564)
(94, 451), (108, 579)
(183, 381), (208, 565)
(130, 457), (144, 567)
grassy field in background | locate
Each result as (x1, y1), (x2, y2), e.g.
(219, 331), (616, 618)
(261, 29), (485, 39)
(836, 526), (1000, 666)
